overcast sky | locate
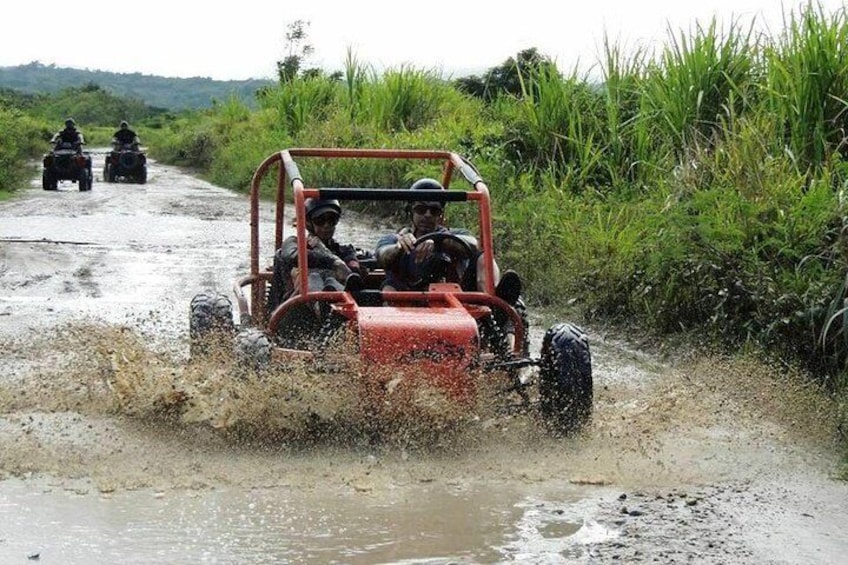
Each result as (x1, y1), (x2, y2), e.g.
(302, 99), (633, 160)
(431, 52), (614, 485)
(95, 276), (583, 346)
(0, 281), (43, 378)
(2, 0), (843, 81)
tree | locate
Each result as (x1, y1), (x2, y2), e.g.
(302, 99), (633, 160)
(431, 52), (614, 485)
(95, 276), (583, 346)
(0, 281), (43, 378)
(454, 48), (559, 101)
(276, 20), (315, 83)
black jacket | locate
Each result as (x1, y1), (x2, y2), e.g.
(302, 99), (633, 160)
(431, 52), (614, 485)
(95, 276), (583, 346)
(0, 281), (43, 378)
(114, 128), (138, 145)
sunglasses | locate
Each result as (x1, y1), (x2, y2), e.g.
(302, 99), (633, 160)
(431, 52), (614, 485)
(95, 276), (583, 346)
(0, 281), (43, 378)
(311, 214), (339, 227)
(412, 204), (444, 216)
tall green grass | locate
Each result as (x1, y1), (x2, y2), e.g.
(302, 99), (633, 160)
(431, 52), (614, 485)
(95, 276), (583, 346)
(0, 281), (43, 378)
(358, 65), (450, 133)
(599, 34), (649, 188)
(763, 2), (848, 173)
(640, 18), (755, 160)
(513, 64), (606, 188)
(257, 76), (339, 136)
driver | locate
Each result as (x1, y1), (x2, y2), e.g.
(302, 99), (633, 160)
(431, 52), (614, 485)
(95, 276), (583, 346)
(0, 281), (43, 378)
(112, 120), (140, 147)
(52, 118), (85, 151)
(268, 197), (364, 313)
(375, 178), (521, 301)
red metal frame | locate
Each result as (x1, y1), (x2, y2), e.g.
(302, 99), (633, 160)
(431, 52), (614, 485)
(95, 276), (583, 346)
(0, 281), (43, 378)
(233, 148), (524, 355)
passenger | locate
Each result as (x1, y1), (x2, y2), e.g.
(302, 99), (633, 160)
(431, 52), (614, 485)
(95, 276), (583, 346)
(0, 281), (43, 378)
(268, 197), (364, 313)
(52, 118), (85, 151)
(112, 120), (140, 148)
(374, 178), (522, 303)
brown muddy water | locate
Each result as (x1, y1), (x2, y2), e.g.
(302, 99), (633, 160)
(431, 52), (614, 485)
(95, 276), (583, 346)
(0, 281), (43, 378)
(0, 155), (846, 564)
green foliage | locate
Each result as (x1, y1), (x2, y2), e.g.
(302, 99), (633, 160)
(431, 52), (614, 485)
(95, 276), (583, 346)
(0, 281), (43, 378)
(26, 84), (161, 127)
(276, 20), (315, 83)
(342, 49), (368, 121)
(508, 64), (607, 188)
(143, 110), (217, 169)
(359, 66), (450, 133)
(0, 107), (42, 193)
(599, 35), (651, 187)
(640, 18), (755, 158)
(762, 2), (848, 173)
(454, 48), (559, 101)
(258, 75), (339, 135)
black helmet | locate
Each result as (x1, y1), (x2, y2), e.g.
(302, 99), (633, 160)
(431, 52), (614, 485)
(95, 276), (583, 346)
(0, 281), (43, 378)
(410, 178), (444, 191)
(65, 118), (75, 127)
(120, 120), (129, 128)
(305, 197), (341, 219)
(409, 178), (445, 212)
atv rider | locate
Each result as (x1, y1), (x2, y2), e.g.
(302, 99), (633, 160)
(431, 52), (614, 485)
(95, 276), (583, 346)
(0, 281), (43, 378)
(268, 197), (364, 313)
(374, 178), (522, 303)
(112, 121), (140, 149)
(52, 118), (85, 152)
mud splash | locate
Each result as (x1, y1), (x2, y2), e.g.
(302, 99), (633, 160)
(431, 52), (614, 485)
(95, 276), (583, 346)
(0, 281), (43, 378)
(1, 319), (842, 491)
(2, 320), (539, 452)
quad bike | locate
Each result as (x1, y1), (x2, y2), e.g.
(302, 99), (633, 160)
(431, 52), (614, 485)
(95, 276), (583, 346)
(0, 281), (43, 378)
(189, 148), (592, 435)
(42, 141), (93, 191)
(103, 142), (147, 184)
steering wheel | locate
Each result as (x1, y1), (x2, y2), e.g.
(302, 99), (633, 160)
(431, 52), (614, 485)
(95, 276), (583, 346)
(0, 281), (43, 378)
(410, 231), (476, 288)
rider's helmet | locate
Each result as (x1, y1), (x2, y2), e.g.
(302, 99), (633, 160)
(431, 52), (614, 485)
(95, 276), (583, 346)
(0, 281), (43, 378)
(65, 118), (75, 128)
(410, 178), (444, 192)
(409, 177), (445, 214)
(304, 198), (342, 221)
(120, 120), (129, 129)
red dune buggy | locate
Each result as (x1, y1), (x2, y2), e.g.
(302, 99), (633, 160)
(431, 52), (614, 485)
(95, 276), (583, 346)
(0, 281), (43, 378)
(189, 148), (592, 435)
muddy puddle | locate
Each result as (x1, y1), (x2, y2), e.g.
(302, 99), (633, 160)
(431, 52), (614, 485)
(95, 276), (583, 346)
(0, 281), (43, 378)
(1, 157), (846, 563)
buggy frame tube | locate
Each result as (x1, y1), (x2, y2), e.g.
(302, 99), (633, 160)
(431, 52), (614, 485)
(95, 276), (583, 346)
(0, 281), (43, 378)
(246, 148), (500, 327)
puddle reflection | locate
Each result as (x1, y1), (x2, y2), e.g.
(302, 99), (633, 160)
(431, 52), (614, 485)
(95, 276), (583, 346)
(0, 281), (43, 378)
(0, 478), (613, 564)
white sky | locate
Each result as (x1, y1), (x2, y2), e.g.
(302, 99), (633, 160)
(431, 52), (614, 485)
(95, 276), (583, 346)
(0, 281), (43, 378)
(2, 0), (844, 81)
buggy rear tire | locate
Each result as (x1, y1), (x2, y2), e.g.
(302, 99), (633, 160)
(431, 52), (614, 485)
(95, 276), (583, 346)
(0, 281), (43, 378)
(538, 322), (592, 435)
(189, 291), (235, 356)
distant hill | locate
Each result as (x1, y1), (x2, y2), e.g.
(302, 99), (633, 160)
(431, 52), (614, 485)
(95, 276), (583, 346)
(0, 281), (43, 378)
(0, 62), (275, 111)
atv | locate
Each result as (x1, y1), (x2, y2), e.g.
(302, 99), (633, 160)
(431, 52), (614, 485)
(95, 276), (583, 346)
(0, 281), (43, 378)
(103, 142), (147, 184)
(42, 141), (93, 191)
(189, 148), (592, 435)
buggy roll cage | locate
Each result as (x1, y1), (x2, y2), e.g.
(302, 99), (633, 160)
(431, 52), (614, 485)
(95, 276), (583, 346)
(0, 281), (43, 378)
(234, 148), (522, 351)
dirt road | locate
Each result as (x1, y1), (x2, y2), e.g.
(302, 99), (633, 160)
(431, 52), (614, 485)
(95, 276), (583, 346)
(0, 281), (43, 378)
(0, 155), (846, 564)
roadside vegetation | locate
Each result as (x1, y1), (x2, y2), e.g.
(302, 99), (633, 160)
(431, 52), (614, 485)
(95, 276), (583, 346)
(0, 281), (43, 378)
(1, 4), (846, 471)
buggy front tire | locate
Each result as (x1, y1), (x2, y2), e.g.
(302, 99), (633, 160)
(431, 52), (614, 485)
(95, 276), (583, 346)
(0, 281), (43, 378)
(538, 322), (593, 435)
